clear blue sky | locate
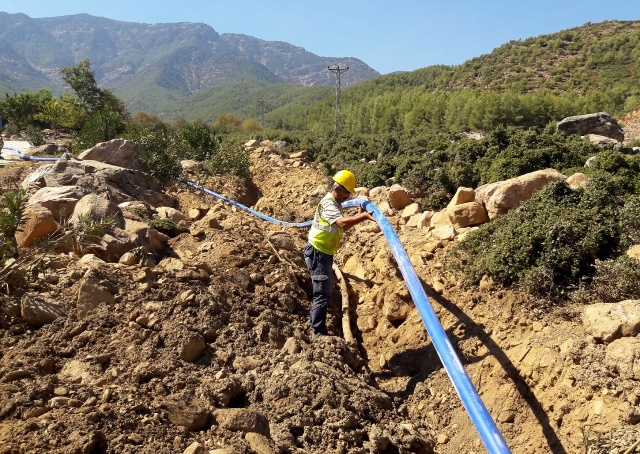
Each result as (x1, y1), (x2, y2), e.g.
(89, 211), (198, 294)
(1, 0), (640, 75)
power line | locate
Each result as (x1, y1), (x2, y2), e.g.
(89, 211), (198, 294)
(327, 65), (349, 134)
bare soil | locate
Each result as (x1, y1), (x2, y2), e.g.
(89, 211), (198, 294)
(1, 139), (640, 454)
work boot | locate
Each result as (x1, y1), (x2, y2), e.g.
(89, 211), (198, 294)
(312, 331), (329, 341)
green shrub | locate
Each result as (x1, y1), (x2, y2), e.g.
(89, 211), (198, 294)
(148, 218), (189, 237)
(350, 158), (395, 188)
(0, 189), (28, 265)
(25, 126), (45, 146)
(127, 127), (183, 185)
(76, 110), (128, 152)
(180, 123), (219, 161)
(207, 146), (251, 179)
(477, 129), (596, 184)
(589, 256), (640, 302)
(586, 152), (640, 195)
(3, 123), (20, 137)
(448, 178), (622, 303)
(620, 193), (640, 245)
(73, 214), (114, 243)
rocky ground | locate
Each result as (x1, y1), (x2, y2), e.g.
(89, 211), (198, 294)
(1, 130), (640, 454)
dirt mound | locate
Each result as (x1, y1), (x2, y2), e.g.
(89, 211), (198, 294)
(0, 145), (639, 453)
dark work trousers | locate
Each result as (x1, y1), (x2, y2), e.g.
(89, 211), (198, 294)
(303, 243), (334, 335)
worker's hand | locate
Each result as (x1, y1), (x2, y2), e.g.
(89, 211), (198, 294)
(362, 210), (375, 221)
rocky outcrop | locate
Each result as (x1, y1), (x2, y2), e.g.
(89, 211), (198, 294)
(556, 112), (624, 142)
(23, 153), (176, 207)
(423, 187), (488, 239)
(14, 204), (59, 248)
(14, 145), (178, 258)
(26, 185), (85, 221)
(477, 168), (567, 220)
(77, 139), (147, 172)
(606, 337), (640, 380)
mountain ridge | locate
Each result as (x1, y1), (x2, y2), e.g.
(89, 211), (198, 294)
(0, 12), (380, 119)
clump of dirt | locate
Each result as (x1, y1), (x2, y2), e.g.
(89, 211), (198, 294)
(0, 144), (639, 454)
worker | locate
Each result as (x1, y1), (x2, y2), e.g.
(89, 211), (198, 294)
(303, 170), (375, 340)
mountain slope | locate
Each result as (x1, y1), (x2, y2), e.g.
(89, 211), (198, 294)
(0, 12), (379, 119)
(272, 20), (640, 133)
(445, 19), (640, 93)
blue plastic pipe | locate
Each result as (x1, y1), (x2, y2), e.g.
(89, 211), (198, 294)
(6, 145), (509, 452)
(176, 177), (312, 228)
(343, 198), (510, 454)
(3, 146), (59, 161)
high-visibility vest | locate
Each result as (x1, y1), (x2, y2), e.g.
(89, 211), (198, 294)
(308, 193), (343, 255)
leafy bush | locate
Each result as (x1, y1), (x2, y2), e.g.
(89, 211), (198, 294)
(620, 193), (640, 245)
(476, 128), (597, 184)
(25, 126), (45, 146)
(148, 218), (189, 237)
(125, 126), (183, 185)
(589, 256), (640, 303)
(0, 190), (28, 265)
(402, 163), (452, 210)
(586, 151), (640, 195)
(76, 110), (128, 152)
(207, 146), (251, 179)
(73, 215), (114, 243)
(0, 89), (51, 130)
(448, 178), (622, 303)
(180, 123), (219, 161)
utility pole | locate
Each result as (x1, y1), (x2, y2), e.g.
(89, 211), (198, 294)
(257, 99), (267, 127)
(327, 65), (349, 134)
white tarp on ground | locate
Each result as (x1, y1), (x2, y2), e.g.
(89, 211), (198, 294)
(1, 140), (33, 161)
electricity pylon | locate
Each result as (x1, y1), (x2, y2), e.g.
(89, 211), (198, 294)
(327, 65), (349, 134)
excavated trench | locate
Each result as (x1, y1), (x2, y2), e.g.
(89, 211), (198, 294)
(1, 142), (639, 453)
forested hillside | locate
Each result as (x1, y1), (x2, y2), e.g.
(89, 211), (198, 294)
(270, 20), (640, 134)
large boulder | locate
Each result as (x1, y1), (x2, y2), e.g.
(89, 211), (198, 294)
(556, 112), (624, 142)
(23, 153), (176, 208)
(77, 139), (147, 171)
(14, 205), (59, 248)
(583, 300), (640, 343)
(70, 194), (124, 228)
(21, 293), (65, 327)
(478, 168), (567, 220)
(606, 337), (640, 380)
(447, 187), (476, 207)
(448, 201), (489, 228)
(213, 408), (270, 435)
(388, 184), (412, 210)
(26, 185), (86, 221)
(76, 278), (116, 319)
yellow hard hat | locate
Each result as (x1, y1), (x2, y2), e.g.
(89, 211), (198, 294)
(333, 170), (356, 194)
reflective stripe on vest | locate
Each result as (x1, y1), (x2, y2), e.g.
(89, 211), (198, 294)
(311, 220), (339, 233)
